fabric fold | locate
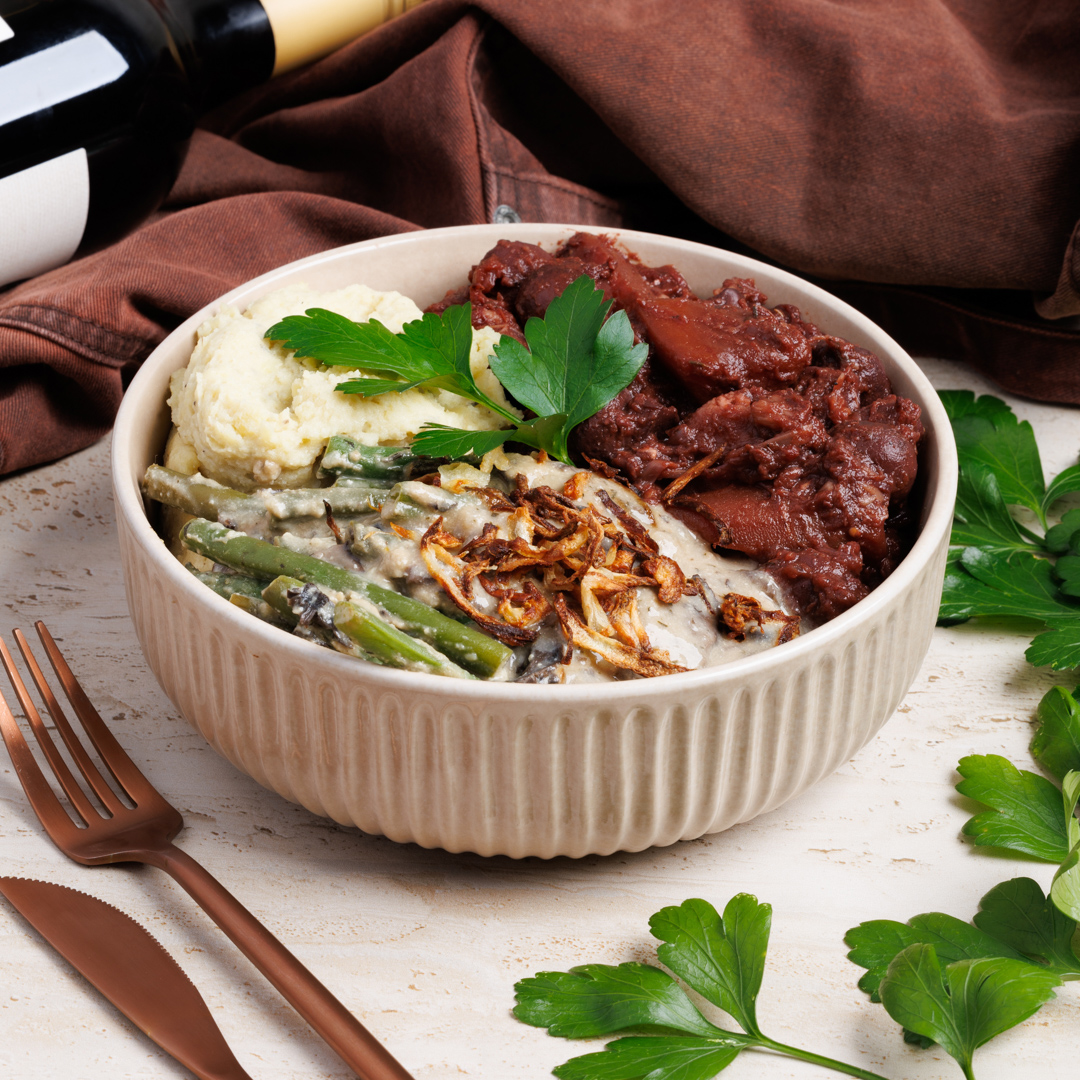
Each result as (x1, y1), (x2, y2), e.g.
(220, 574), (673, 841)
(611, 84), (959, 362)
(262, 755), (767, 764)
(2, 0), (1078, 476)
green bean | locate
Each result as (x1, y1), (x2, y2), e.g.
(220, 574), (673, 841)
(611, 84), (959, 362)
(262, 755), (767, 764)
(144, 465), (387, 521)
(180, 519), (512, 678)
(318, 436), (422, 481)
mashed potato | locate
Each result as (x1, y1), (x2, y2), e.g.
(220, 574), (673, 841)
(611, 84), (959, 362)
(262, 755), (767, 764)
(168, 283), (519, 489)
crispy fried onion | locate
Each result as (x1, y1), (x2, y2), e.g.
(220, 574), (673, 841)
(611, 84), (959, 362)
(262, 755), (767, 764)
(553, 594), (687, 678)
(719, 593), (801, 645)
(416, 477), (703, 675)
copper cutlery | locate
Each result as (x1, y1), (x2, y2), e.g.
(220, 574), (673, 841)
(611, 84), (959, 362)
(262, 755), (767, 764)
(0, 875), (255, 1080)
(0, 621), (414, 1080)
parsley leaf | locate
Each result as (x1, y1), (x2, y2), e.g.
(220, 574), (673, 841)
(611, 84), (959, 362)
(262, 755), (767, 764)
(408, 425), (518, 462)
(490, 275), (647, 463)
(512, 963), (725, 1040)
(937, 390), (1017, 426)
(1051, 842), (1080, 924)
(1045, 464), (1080, 515)
(1030, 686), (1080, 781)
(956, 754), (1071, 862)
(950, 411), (1047, 526)
(552, 1037), (743, 1080)
(1024, 624), (1080, 670)
(410, 413), (568, 462)
(1049, 772), (1080, 921)
(1043, 507), (1080, 555)
(937, 548), (1080, 670)
(649, 896), (769, 1037)
(1057, 554), (1080, 597)
(937, 392), (1080, 669)
(264, 282), (646, 465)
(429, 276), (645, 463)
(950, 466), (1040, 554)
(846, 878), (1080, 1012)
(845, 912), (1027, 1002)
(973, 877), (1080, 976)
(515, 896), (896, 1080)
(877, 945), (1061, 1078)
(264, 303), (518, 422)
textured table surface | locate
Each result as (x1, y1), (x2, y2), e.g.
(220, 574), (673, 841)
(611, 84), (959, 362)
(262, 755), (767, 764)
(0, 358), (1077, 1080)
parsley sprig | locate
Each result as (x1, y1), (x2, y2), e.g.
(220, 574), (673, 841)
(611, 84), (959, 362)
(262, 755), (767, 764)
(939, 390), (1080, 669)
(515, 690), (1080, 1080)
(844, 682), (1080, 1075)
(515, 895), (890, 1080)
(951, 684), (1080, 924)
(265, 302), (519, 421)
(264, 275), (647, 466)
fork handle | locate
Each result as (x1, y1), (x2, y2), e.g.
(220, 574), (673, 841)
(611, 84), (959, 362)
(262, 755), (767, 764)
(143, 842), (415, 1080)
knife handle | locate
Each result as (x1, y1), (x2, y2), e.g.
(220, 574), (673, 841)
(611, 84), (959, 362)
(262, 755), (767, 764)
(142, 843), (415, 1080)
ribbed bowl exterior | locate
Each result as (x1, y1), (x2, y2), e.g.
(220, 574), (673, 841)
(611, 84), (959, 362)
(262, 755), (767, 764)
(112, 225), (957, 859)
(117, 510), (947, 859)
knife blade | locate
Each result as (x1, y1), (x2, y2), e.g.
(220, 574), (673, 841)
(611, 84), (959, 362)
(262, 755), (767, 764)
(0, 876), (254, 1080)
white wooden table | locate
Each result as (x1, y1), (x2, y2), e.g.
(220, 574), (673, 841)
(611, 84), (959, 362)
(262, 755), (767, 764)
(0, 358), (1076, 1080)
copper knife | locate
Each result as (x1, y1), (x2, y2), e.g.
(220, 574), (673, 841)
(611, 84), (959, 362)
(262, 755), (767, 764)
(0, 876), (254, 1080)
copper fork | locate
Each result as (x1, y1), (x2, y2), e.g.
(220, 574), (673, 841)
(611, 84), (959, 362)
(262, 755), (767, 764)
(0, 621), (414, 1080)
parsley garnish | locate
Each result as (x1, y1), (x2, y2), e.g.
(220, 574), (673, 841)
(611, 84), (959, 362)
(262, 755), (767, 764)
(949, 683), (1080, 924)
(939, 390), (1080, 669)
(513, 692), (1080, 1080)
(265, 302), (519, 422)
(876, 947), (1060, 1076)
(264, 275), (647, 466)
(516, 895), (890, 1080)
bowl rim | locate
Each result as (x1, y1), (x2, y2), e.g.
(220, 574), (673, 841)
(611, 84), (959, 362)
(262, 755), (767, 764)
(112, 223), (958, 704)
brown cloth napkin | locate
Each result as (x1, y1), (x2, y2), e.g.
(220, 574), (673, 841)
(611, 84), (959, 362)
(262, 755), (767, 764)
(2, 0), (1079, 477)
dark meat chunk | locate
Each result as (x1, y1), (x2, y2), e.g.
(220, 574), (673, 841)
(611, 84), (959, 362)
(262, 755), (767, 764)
(571, 361), (682, 482)
(669, 390), (760, 455)
(764, 546), (869, 622)
(471, 239), (559, 294)
(559, 234), (815, 400)
(427, 279), (525, 343)
(513, 257), (595, 322)
(671, 485), (850, 564)
(428, 232), (924, 623)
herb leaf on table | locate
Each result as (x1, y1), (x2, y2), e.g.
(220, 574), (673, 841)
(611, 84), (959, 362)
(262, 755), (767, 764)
(937, 391), (1080, 669)
(845, 912), (1027, 1001)
(948, 403), (1048, 527)
(1030, 686), (1080, 779)
(548, 1036), (742, 1080)
(877, 945), (1061, 1080)
(516, 896), (893, 1080)
(649, 896), (769, 1037)
(846, 879), (1080, 995)
(972, 877), (1080, 977)
(955, 754), (1071, 862)
(954, 685), (1080, 874)
(1048, 771), (1080, 921)
(949, 466), (1040, 554)
(512, 963), (730, 1039)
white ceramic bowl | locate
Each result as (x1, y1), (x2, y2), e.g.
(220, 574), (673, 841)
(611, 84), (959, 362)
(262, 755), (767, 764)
(112, 224), (956, 859)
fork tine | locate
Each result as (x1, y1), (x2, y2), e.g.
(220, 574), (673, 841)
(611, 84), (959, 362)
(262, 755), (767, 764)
(33, 622), (163, 806)
(13, 629), (127, 815)
(0, 640), (87, 837)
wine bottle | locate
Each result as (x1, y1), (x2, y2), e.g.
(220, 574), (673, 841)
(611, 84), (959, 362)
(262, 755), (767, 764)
(0, 0), (421, 289)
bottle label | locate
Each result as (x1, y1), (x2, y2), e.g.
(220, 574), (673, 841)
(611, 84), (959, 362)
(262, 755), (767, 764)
(0, 30), (128, 128)
(0, 150), (90, 288)
(0, 16), (12, 43)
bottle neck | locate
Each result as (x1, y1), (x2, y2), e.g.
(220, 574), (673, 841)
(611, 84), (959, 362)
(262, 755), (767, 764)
(154, 0), (275, 110)
(259, 0), (423, 76)
(155, 0), (425, 109)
